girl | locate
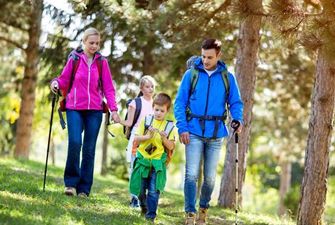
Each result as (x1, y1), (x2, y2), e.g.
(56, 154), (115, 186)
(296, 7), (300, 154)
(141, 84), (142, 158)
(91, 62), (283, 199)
(50, 27), (120, 197)
(121, 75), (156, 207)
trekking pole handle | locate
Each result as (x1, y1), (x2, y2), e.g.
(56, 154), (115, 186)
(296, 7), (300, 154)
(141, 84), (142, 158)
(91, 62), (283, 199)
(231, 120), (240, 143)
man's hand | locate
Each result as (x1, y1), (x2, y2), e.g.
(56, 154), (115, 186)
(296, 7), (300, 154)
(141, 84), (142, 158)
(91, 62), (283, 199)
(179, 132), (190, 145)
(50, 80), (59, 94)
(231, 120), (242, 134)
(111, 111), (121, 123)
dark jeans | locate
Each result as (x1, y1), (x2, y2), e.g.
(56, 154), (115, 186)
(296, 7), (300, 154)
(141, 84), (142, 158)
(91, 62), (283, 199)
(139, 170), (160, 219)
(64, 110), (102, 195)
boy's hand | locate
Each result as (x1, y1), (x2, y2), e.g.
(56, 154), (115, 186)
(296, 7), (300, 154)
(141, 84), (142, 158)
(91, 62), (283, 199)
(146, 127), (155, 138)
(159, 131), (168, 140)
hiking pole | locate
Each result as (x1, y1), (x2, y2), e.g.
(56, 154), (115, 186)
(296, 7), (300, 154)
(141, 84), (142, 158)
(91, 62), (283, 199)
(43, 92), (57, 192)
(231, 120), (241, 225)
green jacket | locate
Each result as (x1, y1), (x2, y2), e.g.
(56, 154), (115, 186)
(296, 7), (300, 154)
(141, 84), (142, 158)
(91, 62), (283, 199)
(129, 152), (167, 196)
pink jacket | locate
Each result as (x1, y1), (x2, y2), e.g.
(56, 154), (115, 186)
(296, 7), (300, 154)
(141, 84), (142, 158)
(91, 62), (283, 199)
(55, 51), (118, 112)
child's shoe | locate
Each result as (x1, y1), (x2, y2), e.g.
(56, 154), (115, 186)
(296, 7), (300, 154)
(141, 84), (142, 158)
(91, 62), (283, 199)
(146, 217), (155, 224)
(129, 196), (140, 208)
(141, 206), (148, 215)
(64, 187), (76, 196)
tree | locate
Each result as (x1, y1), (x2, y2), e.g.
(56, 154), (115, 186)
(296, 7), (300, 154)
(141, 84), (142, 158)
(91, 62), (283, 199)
(14, 0), (43, 158)
(218, 0), (262, 208)
(298, 50), (335, 224)
(269, 0), (335, 223)
(0, 0), (43, 158)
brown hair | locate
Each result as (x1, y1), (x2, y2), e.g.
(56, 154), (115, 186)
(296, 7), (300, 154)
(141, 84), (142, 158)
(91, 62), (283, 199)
(153, 93), (172, 110)
(201, 38), (222, 54)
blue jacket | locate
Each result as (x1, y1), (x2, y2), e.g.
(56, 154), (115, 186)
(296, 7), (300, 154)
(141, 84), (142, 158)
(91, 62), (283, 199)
(174, 58), (243, 138)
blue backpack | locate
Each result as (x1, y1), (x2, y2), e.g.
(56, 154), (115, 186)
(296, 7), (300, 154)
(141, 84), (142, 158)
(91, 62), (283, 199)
(123, 97), (142, 139)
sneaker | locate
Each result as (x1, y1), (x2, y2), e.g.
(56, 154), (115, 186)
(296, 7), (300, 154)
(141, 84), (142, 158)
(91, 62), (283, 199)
(78, 192), (88, 198)
(196, 208), (208, 225)
(146, 217), (155, 224)
(185, 212), (196, 225)
(129, 196), (140, 208)
(64, 187), (76, 196)
(141, 206), (148, 215)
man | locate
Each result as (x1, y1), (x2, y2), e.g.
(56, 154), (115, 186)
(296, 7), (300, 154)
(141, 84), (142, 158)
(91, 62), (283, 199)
(174, 38), (243, 225)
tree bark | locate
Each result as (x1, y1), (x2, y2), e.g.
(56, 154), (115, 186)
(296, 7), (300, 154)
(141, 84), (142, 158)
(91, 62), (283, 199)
(278, 160), (292, 216)
(218, 0), (262, 208)
(14, 0), (43, 158)
(297, 50), (335, 225)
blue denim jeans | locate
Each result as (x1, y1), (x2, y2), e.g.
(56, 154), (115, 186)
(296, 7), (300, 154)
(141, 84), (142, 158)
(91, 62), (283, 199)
(184, 134), (223, 213)
(138, 170), (160, 219)
(64, 110), (102, 196)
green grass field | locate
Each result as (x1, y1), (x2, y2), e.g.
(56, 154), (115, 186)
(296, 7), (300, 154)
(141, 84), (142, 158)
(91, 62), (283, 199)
(0, 158), (295, 225)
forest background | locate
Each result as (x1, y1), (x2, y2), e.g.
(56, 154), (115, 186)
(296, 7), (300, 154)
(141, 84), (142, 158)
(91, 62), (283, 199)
(0, 0), (334, 224)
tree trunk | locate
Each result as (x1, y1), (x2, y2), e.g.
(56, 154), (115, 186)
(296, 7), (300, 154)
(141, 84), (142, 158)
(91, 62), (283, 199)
(297, 50), (335, 225)
(14, 0), (43, 158)
(218, 0), (262, 208)
(142, 36), (155, 75)
(101, 116), (109, 175)
(278, 160), (292, 216)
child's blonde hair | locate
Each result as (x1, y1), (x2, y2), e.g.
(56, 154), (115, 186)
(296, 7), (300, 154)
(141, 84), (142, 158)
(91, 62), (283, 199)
(139, 75), (156, 89)
(83, 27), (100, 42)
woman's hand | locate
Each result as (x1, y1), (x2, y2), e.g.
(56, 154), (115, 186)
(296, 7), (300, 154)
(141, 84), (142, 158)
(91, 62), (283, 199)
(111, 111), (121, 123)
(50, 80), (59, 94)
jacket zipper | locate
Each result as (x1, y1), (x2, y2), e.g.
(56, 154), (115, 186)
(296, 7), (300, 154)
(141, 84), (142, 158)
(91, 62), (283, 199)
(203, 76), (211, 136)
(74, 88), (77, 108)
(87, 65), (91, 109)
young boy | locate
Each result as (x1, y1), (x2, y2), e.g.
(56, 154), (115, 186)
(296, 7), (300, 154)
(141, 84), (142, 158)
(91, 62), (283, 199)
(129, 93), (176, 223)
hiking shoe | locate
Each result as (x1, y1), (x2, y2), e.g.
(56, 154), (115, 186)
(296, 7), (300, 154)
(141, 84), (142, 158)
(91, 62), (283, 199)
(196, 208), (208, 225)
(185, 212), (196, 225)
(129, 196), (140, 208)
(146, 217), (155, 224)
(78, 192), (88, 198)
(141, 206), (148, 215)
(64, 187), (76, 196)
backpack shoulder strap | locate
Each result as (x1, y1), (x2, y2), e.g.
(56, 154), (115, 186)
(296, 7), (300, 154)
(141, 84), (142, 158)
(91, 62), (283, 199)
(189, 68), (199, 97)
(164, 120), (174, 139)
(144, 114), (154, 134)
(67, 51), (80, 95)
(96, 53), (104, 90)
(221, 69), (230, 99)
(132, 97), (142, 127)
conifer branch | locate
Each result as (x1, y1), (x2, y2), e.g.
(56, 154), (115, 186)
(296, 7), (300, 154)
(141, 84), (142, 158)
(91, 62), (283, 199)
(0, 36), (25, 51)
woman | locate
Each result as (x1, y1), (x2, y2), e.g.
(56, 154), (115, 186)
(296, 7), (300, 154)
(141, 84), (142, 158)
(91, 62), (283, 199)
(50, 27), (120, 197)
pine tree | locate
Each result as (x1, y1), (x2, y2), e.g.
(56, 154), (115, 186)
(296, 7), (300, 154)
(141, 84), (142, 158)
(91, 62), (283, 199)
(269, 0), (335, 223)
(218, 0), (263, 208)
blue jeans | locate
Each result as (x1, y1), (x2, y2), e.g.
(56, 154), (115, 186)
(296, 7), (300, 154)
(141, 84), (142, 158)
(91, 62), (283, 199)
(64, 110), (102, 196)
(184, 134), (223, 213)
(138, 170), (160, 219)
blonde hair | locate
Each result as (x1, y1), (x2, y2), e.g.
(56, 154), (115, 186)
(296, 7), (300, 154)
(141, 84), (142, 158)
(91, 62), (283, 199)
(139, 75), (156, 89)
(83, 27), (100, 42)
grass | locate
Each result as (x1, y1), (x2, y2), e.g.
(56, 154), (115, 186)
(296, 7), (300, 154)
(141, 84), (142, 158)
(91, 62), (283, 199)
(0, 158), (295, 225)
